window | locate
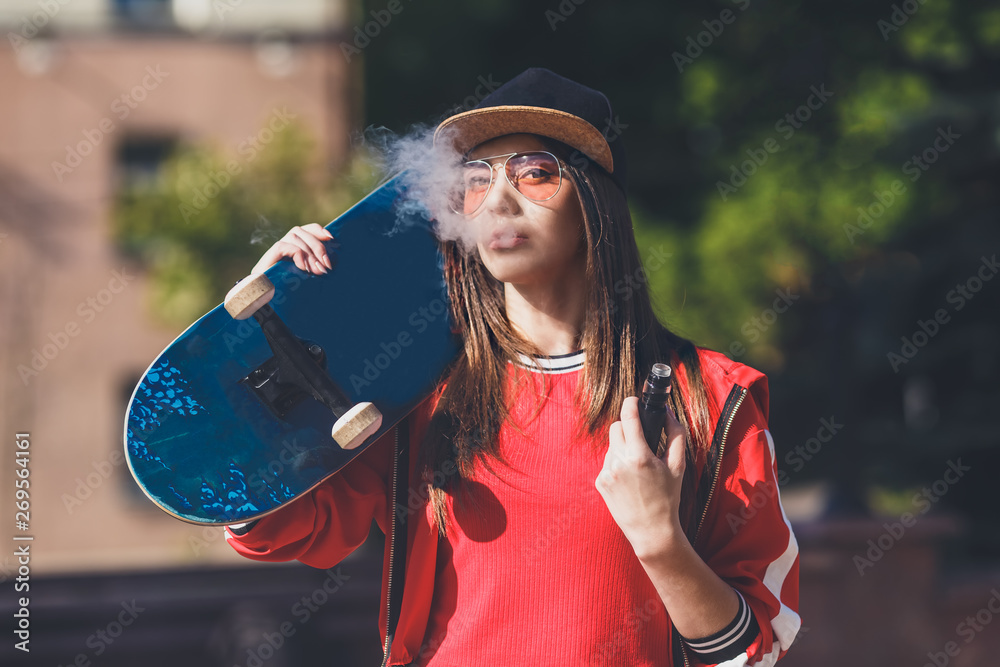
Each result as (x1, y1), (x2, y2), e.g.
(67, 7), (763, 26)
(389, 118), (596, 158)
(114, 135), (177, 192)
(113, 0), (173, 29)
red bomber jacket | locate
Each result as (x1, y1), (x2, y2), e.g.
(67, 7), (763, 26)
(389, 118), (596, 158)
(225, 348), (801, 666)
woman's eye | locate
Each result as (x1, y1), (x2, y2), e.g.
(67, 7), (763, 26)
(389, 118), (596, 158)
(464, 172), (491, 189)
(517, 167), (554, 182)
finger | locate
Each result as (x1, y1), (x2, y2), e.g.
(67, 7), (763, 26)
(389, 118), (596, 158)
(664, 404), (682, 436)
(603, 420), (626, 473)
(300, 224), (336, 269)
(279, 236), (328, 275)
(303, 223), (334, 240)
(663, 409), (687, 472)
(289, 228), (332, 272)
(267, 239), (310, 274)
(608, 419), (625, 453)
(252, 231), (327, 275)
(259, 242), (306, 273)
(252, 244), (290, 275)
(619, 396), (652, 456)
(289, 247), (311, 273)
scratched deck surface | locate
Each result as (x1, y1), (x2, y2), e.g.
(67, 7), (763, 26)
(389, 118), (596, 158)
(124, 177), (461, 525)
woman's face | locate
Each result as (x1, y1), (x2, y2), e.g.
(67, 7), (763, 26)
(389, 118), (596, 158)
(464, 134), (587, 289)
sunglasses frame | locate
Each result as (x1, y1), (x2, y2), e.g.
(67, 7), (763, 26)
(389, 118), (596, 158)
(451, 150), (565, 216)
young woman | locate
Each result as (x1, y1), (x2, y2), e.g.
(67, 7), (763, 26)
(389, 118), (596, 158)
(227, 68), (800, 666)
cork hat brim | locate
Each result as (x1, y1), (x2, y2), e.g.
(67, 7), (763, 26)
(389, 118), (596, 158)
(434, 105), (614, 173)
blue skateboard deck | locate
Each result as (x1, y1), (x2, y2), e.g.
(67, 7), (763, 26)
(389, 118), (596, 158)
(124, 176), (462, 525)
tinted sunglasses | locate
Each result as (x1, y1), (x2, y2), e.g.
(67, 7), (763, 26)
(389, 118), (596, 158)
(449, 150), (564, 216)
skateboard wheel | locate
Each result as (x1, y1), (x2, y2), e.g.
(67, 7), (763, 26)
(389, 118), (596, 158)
(224, 274), (275, 320)
(331, 402), (383, 450)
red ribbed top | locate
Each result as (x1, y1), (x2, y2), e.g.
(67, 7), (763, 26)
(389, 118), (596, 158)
(418, 352), (671, 666)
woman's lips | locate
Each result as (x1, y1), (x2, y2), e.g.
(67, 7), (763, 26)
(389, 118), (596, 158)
(488, 229), (527, 250)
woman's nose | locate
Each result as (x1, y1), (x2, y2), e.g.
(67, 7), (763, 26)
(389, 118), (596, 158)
(482, 164), (520, 215)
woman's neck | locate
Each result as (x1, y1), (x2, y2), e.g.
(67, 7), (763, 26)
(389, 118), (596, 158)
(503, 275), (587, 356)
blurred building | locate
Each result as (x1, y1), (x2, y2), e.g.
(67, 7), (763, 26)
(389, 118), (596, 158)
(0, 0), (358, 575)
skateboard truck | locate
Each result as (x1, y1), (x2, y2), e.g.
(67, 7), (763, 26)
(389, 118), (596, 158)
(240, 337), (327, 418)
(224, 274), (382, 450)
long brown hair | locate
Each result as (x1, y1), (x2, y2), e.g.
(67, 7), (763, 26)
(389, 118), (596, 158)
(420, 141), (716, 535)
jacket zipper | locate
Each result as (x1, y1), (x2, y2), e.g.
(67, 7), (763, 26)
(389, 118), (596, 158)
(681, 639), (692, 667)
(692, 386), (747, 545)
(381, 426), (400, 667)
(679, 385), (748, 667)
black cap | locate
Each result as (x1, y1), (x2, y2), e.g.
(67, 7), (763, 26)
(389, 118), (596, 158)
(434, 67), (627, 193)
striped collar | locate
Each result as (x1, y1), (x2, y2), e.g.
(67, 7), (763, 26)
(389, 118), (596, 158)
(510, 349), (585, 374)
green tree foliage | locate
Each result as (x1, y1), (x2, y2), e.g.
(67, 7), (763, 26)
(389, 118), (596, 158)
(113, 124), (379, 325)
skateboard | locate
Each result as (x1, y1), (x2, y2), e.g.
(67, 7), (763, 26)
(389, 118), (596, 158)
(123, 176), (462, 525)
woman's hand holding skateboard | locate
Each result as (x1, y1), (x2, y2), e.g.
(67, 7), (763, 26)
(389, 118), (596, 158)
(252, 223), (337, 276)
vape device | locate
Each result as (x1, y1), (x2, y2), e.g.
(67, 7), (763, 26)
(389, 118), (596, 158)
(638, 363), (672, 454)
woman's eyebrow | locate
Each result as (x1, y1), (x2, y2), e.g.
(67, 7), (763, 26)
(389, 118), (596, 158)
(466, 152), (518, 163)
